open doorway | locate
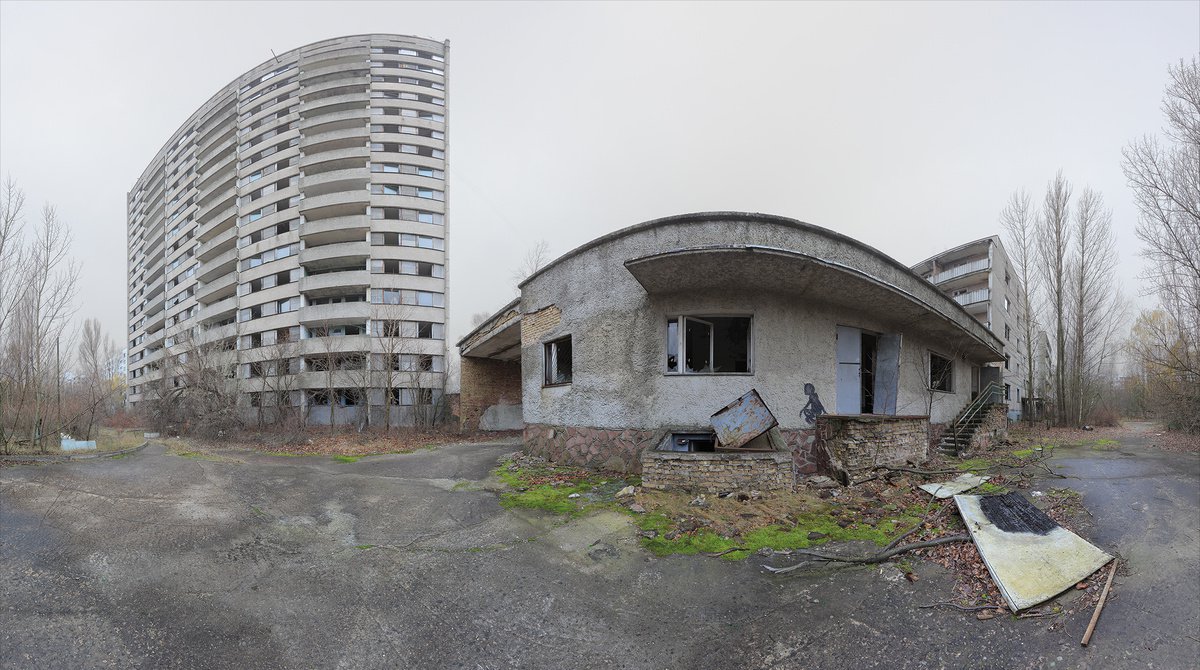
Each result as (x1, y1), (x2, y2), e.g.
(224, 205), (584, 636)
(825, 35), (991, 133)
(836, 326), (900, 415)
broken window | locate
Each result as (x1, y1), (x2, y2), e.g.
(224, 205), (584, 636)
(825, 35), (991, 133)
(930, 352), (954, 393)
(543, 336), (572, 386)
(665, 316), (751, 374)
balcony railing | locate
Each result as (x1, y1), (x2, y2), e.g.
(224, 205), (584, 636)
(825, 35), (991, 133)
(953, 288), (990, 306)
(931, 257), (989, 285)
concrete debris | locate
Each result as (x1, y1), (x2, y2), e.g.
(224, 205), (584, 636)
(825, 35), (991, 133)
(615, 485), (636, 498)
(689, 495), (709, 508)
(807, 475), (840, 489)
(628, 503), (646, 514)
(567, 493), (582, 499)
(918, 473), (991, 499)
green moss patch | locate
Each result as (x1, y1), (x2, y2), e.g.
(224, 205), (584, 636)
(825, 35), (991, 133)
(332, 454), (362, 464)
(494, 457), (634, 517)
(956, 458), (993, 471)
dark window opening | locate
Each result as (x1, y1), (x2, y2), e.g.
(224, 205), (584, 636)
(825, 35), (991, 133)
(930, 352), (954, 393)
(543, 336), (572, 386)
(860, 332), (877, 414)
(667, 316), (751, 374)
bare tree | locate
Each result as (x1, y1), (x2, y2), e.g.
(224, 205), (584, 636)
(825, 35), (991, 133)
(1037, 171), (1072, 425)
(76, 317), (117, 439)
(510, 239), (551, 287)
(1067, 188), (1125, 426)
(1122, 56), (1200, 432)
(1000, 189), (1041, 422)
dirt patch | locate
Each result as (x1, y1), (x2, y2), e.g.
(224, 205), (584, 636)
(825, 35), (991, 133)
(175, 429), (519, 457)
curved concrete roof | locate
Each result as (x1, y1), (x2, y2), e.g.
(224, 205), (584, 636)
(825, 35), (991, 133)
(518, 211), (1003, 360)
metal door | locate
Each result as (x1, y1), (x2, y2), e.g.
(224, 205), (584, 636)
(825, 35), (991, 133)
(835, 326), (861, 414)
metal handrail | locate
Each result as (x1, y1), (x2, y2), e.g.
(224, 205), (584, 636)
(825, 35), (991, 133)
(949, 382), (1002, 447)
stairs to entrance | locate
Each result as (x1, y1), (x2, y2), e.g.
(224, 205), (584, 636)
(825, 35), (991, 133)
(939, 383), (1005, 457)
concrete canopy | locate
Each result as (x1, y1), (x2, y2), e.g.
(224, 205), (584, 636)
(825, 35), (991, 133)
(458, 298), (521, 361)
(624, 244), (1003, 363)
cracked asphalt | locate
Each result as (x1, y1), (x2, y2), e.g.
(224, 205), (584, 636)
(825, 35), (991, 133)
(2, 430), (1197, 669)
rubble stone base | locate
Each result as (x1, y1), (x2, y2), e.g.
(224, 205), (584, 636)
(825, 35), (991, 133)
(640, 451), (795, 493)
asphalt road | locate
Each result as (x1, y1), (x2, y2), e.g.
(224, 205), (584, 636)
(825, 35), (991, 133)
(2, 432), (1196, 669)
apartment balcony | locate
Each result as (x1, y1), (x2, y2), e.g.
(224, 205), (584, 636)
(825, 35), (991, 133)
(299, 93), (371, 118)
(300, 106), (371, 129)
(300, 59), (369, 82)
(197, 122), (237, 158)
(298, 334), (370, 356)
(196, 176), (236, 210)
(195, 271), (237, 304)
(196, 295), (237, 325)
(299, 240), (370, 268)
(294, 370), (366, 390)
(198, 322), (237, 344)
(930, 256), (990, 285)
(196, 210), (237, 244)
(300, 270), (370, 296)
(299, 145), (369, 169)
(197, 226), (237, 262)
(300, 215), (370, 246)
(953, 288), (990, 307)
(299, 190), (368, 220)
(196, 135), (237, 174)
(197, 248), (237, 283)
(300, 79), (368, 102)
(196, 199), (236, 229)
(301, 168), (369, 198)
(370, 274), (444, 294)
(298, 301), (370, 326)
(195, 153), (236, 193)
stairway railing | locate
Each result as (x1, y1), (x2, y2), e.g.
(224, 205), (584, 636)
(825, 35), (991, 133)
(947, 382), (1003, 451)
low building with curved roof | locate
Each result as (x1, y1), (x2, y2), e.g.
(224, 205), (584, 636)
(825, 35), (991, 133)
(459, 212), (1005, 486)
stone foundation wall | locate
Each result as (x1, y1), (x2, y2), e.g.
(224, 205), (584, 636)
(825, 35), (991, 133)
(523, 424), (660, 473)
(815, 415), (929, 478)
(968, 406), (1010, 453)
(780, 429), (827, 475)
(641, 451), (795, 493)
(459, 357), (522, 432)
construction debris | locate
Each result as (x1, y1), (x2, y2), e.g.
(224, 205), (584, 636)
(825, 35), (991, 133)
(709, 389), (778, 450)
(919, 473), (991, 499)
(1081, 559), (1118, 646)
(954, 493), (1112, 611)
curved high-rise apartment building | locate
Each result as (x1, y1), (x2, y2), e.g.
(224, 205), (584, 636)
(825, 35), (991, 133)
(126, 34), (450, 426)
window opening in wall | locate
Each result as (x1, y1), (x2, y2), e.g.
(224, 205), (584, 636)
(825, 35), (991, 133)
(929, 352), (954, 393)
(665, 316), (751, 374)
(1004, 383), (1011, 401)
(860, 332), (877, 414)
(543, 336), (572, 386)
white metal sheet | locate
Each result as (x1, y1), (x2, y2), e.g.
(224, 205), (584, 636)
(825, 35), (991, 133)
(918, 473), (990, 498)
(955, 494), (1112, 611)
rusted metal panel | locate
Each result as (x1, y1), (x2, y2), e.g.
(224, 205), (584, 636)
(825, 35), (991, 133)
(710, 389), (778, 450)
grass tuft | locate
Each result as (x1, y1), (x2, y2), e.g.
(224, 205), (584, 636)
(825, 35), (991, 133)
(332, 454), (361, 464)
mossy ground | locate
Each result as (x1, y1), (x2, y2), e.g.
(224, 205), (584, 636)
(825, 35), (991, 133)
(332, 454), (362, 464)
(493, 458), (635, 518)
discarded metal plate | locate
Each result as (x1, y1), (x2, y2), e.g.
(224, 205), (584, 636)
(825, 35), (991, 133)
(955, 493), (1112, 611)
(710, 389), (778, 450)
(919, 473), (990, 499)
(60, 438), (97, 451)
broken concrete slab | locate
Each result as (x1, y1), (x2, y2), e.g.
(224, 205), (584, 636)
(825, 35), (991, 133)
(955, 492), (1112, 611)
(919, 473), (991, 499)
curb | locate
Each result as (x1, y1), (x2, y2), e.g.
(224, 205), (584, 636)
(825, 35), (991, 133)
(0, 441), (151, 463)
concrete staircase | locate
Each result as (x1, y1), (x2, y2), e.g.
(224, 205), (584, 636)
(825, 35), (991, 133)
(938, 383), (1005, 457)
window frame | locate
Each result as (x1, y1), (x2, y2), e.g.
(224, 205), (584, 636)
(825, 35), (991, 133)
(928, 351), (954, 393)
(543, 336), (573, 387)
(664, 314), (754, 375)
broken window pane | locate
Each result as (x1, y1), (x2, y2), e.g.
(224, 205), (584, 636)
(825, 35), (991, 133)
(930, 352), (954, 392)
(684, 317), (712, 372)
(666, 318), (679, 372)
(671, 316), (751, 374)
(543, 336), (572, 385)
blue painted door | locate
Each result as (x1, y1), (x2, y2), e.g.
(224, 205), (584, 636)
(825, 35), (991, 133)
(836, 326), (861, 414)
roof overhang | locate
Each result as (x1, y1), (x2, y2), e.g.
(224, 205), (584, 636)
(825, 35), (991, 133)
(624, 245), (1003, 362)
(457, 298), (522, 361)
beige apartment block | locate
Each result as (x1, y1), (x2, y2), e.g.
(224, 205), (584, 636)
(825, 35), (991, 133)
(911, 236), (1039, 418)
(126, 34), (450, 426)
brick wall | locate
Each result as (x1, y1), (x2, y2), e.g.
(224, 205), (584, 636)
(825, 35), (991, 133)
(641, 451), (795, 493)
(459, 357), (522, 432)
(521, 305), (562, 347)
(815, 415), (929, 480)
(968, 406), (1009, 452)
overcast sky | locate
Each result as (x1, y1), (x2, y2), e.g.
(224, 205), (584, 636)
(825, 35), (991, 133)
(1, 1), (1197, 348)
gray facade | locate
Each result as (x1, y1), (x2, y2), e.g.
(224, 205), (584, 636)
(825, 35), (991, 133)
(125, 34), (450, 426)
(461, 213), (1004, 471)
(911, 236), (1032, 417)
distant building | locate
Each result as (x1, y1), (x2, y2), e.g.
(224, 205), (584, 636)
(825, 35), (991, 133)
(125, 34), (450, 426)
(911, 236), (1031, 418)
